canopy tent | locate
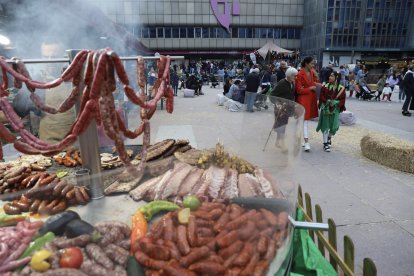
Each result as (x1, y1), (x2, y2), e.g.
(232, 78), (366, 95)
(257, 41), (293, 59)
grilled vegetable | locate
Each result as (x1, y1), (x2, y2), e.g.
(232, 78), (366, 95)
(137, 200), (179, 221)
(38, 210), (80, 236)
(64, 219), (101, 242)
(130, 211), (147, 255)
(127, 256), (144, 276)
(20, 232), (55, 259)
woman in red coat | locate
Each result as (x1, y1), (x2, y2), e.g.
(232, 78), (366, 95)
(295, 56), (320, 152)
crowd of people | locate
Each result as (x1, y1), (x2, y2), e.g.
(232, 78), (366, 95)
(170, 56), (413, 153)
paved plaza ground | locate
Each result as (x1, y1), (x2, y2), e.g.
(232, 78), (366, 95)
(132, 85), (414, 276)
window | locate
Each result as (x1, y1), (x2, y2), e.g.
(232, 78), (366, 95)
(141, 27), (149, 38)
(239, 28), (246, 38)
(209, 28), (216, 38)
(165, 28), (171, 38)
(187, 28), (194, 38)
(281, 29), (287, 39)
(149, 28), (156, 38)
(267, 28), (273, 39)
(246, 28), (253, 38)
(172, 28), (179, 38)
(195, 28), (201, 38)
(180, 28), (186, 38)
(232, 28), (238, 38)
(273, 28), (280, 39)
(202, 27), (209, 38)
(287, 28), (294, 39)
(157, 28), (164, 38)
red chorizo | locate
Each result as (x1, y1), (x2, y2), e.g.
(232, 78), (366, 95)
(51, 200), (67, 214)
(226, 267), (242, 276)
(253, 260), (269, 276)
(241, 248), (259, 276)
(86, 243), (114, 270)
(260, 208), (278, 226)
(216, 230), (239, 249)
(30, 92), (58, 114)
(209, 208), (223, 220)
(29, 199), (42, 213)
(3, 203), (22, 215)
(57, 86), (80, 113)
(30, 164), (46, 171)
(264, 238), (277, 262)
(61, 50), (88, 81)
(257, 235), (269, 256)
(74, 187), (87, 205)
(0, 123), (16, 143)
(140, 241), (170, 261)
(109, 51), (129, 85)
(233, 242), (253, 267)
(225, 210), (255, 231)
(218, 240), (244, 260)
(188, 261), (226, 275)
(179, 246), (210, 268)
(197, 227), (214, 237)
(79, 186), (90, 202)
(163, 240), (181, 260)
(39, 174), (56, 186)
(162, 214), (175, 242)
(187, 215), (197, 247)
(53, 180), (67, 196)
(238, 220), (256, 241)
(277, 211), (289, 230)
(177, 225), (191, 255)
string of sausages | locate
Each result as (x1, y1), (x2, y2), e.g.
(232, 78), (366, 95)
(0, 49), (173, 179)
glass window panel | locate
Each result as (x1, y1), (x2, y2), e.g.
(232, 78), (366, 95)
(281, 29), (287, 39)
(180, 28), (187, 38)
(202, 27), (209, 38)
(273, 28), (280, 39)
(247, 28), (253, 38)
(328, 0), (334, 7)
(231, 28), (238, 38)
(187, 28), (194, 38)
(327, 8), (333, 21)
(172, 27), (179, 38)
(165, 28), (171, 38)
(149, 28), (156, 38)
(210, 27), (216, 38)
(239, 28), (246, 38)
(287, 28), (294, 39)
(195, 28), (201, 38)
(142, 27), (149, 38)
(255, 28), (260, 38)
(295, 29), (301, 39)
(325, 36), (332, 47)
(267, 28), (273, 39)
(157, 28), (164, 38)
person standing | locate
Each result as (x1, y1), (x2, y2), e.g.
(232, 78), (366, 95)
(245, 68), (261, 112)
(270, 67), (298, 148)
(38, 40), (75, 144)
(170, 67), (179, 96)
(316, 72), (346, 152)
(295, 56), (320, 151)
(386, 73), (399, 101)
(374, 74), (386, 101)
(401, 64), (414, 116)
(276, 61), (288, 82)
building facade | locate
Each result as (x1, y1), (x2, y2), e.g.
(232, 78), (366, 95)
(302, 0), (414, 67)
(90, 0), (304, 60)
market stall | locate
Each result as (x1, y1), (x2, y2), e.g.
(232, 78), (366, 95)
(0, 49), (316, 275)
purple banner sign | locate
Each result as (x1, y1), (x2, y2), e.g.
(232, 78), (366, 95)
(211, 0), (240, 32)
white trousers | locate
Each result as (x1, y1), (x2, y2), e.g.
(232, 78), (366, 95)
(303, 120), (309, 139)
(323, 131), (329, 143)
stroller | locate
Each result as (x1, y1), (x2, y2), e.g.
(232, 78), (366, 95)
(254, 84), (272, 110)
(357, 84), (375, 101)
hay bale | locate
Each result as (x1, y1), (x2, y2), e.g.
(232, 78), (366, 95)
(360, 133), (414, 174)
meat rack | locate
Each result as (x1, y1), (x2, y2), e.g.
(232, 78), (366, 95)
(6, 52), (184, 199)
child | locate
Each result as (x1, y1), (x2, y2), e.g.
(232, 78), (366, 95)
(316, 72), (346, 152)
(382, 83), (392, 101)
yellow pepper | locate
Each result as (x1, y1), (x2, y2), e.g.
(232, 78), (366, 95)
(30, 249), (52, 272)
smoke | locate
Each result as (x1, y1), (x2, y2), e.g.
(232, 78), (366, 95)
(2, 0), (150, 59)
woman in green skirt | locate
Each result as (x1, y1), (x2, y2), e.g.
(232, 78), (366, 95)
(316, 71), (346, 152)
